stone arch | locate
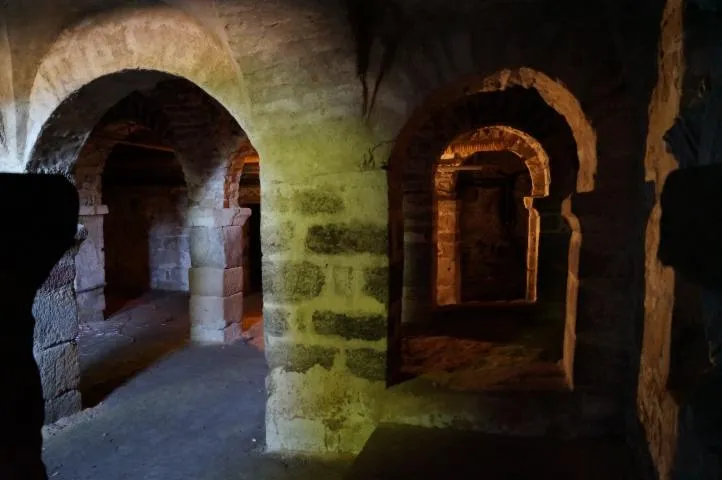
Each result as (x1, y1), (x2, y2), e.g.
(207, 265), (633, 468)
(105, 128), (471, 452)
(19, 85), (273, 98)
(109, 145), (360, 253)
(387, 68), (592, 388)
(434, 126), (551, 306)
(24, 4), (252, 168)
(439, 125), (551, 197)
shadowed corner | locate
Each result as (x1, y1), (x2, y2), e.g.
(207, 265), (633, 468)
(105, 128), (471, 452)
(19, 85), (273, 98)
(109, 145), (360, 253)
(658, 164), (722, 470)
(0, 173), (79, 480)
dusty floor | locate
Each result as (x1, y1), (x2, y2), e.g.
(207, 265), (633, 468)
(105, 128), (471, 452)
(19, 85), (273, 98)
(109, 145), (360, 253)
(402, 303), (567, 391)
(348, 425), (635, 479)
(43, 292), (634, 479)
(45, 291), (349, 480)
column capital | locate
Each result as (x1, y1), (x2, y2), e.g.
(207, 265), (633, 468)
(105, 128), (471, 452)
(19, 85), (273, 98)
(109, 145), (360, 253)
(186, 207), (252, 228)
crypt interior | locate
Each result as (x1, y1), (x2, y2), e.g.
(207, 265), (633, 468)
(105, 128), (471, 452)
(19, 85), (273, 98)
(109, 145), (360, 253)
(1, 0), (722, 479)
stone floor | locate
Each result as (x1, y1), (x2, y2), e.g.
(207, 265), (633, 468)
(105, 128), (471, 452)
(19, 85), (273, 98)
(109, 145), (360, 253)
(41, 292), (634, 479)
(348, 425), (636, 479)
(401, 303), (567, 391)
(45, 290), (351, 479)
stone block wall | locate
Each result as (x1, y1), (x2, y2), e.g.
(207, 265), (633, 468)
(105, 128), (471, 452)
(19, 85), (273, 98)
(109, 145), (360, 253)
(32, 231), (85, 423)
(104, 185), (191, 294)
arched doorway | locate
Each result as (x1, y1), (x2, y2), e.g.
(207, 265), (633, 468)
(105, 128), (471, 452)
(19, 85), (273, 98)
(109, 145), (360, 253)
(435, 126), (551, 306)
(27, 70), (260, 418)
(387, 71), (589, 394)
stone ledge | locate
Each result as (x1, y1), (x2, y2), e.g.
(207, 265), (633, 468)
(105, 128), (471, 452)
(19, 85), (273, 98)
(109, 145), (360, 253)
(186, 207), (252, 228)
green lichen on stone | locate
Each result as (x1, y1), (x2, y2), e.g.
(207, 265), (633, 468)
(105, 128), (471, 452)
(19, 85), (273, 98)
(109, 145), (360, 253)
(267, 343), (338, 373)
(262, 261), (325, 303)
(363, 268), (388, 305)
(264, 308), (290, 337)
(294, 189), (344, 216)
(312, 311), (386, 341)
(346, 348), (386, 382)
(261, 221), (294, 254)
(305, 223), (387, 255)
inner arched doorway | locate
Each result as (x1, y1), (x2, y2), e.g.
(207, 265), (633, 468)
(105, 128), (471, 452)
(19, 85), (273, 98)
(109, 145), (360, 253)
(388, 77), (583, 394)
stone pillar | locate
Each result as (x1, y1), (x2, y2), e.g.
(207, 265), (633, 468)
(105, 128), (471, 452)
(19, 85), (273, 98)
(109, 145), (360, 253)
(262, 176), (389, 455)
(75, 205), (109, 324)
(525, 197), (540, 303)
(188, 207), (250, 344)
(436, 198), (459, 306)
(33, 226), (87, 423)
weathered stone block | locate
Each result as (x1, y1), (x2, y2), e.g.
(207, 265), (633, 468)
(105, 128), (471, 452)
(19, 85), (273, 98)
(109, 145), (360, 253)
(189, 292), (244, 330)
(263, 261), (325, 303)
(33, 284), (79, 350)
(312, 311), (386, 341)
(261, 221), (294, 254)
(305, 223), (387, 255)
(294, 189), (344, 215)
(45, 390), (82, 425)
(346, 348), (386, 382)
(34, 342), (80, 401)
(264, 308), (290, 337)
(363, 268), (388, 305)
(43, 252), (76, 289)
(76, 287), (106, 324)
(190, 226), (243, 268)
(266, 343), (338, 373)
(189, 267), (243, 297)
(332, 266), (354, 297)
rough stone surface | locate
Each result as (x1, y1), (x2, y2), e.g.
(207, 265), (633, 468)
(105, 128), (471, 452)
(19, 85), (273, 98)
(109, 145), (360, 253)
(34, 341), (80, 401)
(190, 226), (243, 269)
(346, 348), (386, 382)
(189, 292), (244, 331)
(262, 261), (325, 304)
(363, 268), (388, 306)
(33, 284), (79, 350)
(312, 311), (386, 341)
(264, 308), (290, 337)
(188, 267), (243, 297)
(305, 223), (387, 255)
(45, 390), (82, 425)
(260, 221), (294, 254)
(293, 189), (345, 216)
(266, 343), (338, 373)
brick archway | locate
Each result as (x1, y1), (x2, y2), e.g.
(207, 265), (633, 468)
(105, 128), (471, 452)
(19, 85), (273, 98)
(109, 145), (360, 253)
(434, 126), (551, 306)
